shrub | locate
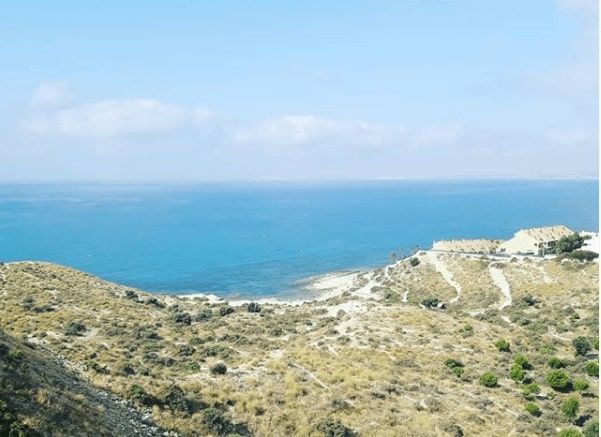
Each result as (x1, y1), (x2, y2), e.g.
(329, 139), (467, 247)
(247, 302), (261, 313)
(479, 371), (497, 387)
(64, 321), (86, 336)
(409, 257), (420, 267)
(452, 367), (464, 377)
(128, 384), (155, 406)
(583, 421), (599, 437)
(548, 357), (567, 368)
(522, 382), (540, 397)
(561, 397), (579, 423)
(584, 361), (598, 377)
(421, 297), (441, 309)
(195, 308), (213, 321)
(572, 337), (591, 356)
(172, 311), (192, 326)
(125, 290), (138, 300)
(591, 337), (599, 350)
(7, 349), (23, 361)
(555, 233), (584, 254)
(509, 364), (525, 382)
(561, 250), (598, 261)
(163, 386), (190, 413)
(521, 294), (536, 306)
(557, 429), (582, 437)
(316, 418), (354, 437)
(219, 306), (235, 317)
(203, 408), (234, 435)
(495, 339), (510, 352)
(444, 358), (464, 369)
(525, 402), (541, 416)
(573, 378), (589, 391)
(546, 370), (570, 390)
(210, 362), (227, 375)
(514, 354), (530, 369)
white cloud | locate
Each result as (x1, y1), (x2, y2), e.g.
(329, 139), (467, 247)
(30, 81), (71, 108)
(233, 115), (408, 148)
(24, 98), (213, 138)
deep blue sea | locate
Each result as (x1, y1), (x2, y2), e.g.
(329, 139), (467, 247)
(0, 180), (597, 298)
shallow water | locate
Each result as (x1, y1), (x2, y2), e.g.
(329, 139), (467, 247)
(0, 180), (597, 298)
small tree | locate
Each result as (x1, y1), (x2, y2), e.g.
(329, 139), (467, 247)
(561, 397), (579, 423)
(555, 233), (584, 254)
(480, 371), (498, 387)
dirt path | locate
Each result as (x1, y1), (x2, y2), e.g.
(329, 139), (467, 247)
(489, 266), (512, 309)
(426, 252), (461, 303)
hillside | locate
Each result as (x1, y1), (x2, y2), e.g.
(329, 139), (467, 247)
(0, 252), (598, 436)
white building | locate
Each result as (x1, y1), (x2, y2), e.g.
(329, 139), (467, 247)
(497, 225), (574, 256)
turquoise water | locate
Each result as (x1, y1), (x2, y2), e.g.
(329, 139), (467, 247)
(0, 180), (597, 298)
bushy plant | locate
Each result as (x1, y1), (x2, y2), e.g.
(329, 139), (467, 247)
(548, 357), (566, 368)
(546, 370), (570, 390)
(195, 308), (213, 321)
(561, 250), (598, 261)
(316, 418), (354, 437)
(514, 354), (530, 369)
(444, 358), (464, 369)
(479, 371), (497, 387)
(247, 302), (261, 313)
(561, 397), (579, 423)
(583, 421), (599, 437)
(584, 361), (598, 377)
(572, 337), (591, 357)
(525, 402), (541, 417)
(555, 233), (584, 254)
(573, 378), (589, 391)
(172, 311), (192, 326)
(409, 257), (420, 267)
(64, 321), (86, 336)
(557, 429), (582, 437)
(210, 362), (227, 375)
(495, 339), (510, 352)
(421, 297), (441, 309)
(522, 382), (540, 397)
(203, 408), (234, 435)
(509, 364), (525, 382)
(219, 306), (235, 317)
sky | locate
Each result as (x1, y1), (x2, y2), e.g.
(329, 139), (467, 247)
(0, 0), (598, 181)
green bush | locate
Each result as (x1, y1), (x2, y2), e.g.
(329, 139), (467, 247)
(557, 429), (582, 437)
(573, 378), (589, 391)
(479, 371), (498, 387)
(555, 233), (584, 254)
(172, 311), (192, 326)
(548, 357), (567, 368)
(195, 308), (213, 321)
(560, 397), (579, 423)
(421, 297), (441, 309)
(583, 421), (599, 437)
(210, 362), (227, 375)
(409, 257), (420, 267)
(514, 354), (530, 369)
(452, 367), (464, 377)
(591, 337), (599, 350)
(560, 250), (598, 261)
(316, 418), (354, 437)
(522, 382), (540, 397)
(444, 358), (464, 369)
(7, 349), (24, 361)
(572, 337), (591, 357)
(546, 370), (570, 390)
(525, 402), (541, 416)
(495, 339), (510, 352)
(509, 364), (525, 382)
(584, 361), (598, 377)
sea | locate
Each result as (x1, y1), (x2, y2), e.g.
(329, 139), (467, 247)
(0, 180), (597, 299)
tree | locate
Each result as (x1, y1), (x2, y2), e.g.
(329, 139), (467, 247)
(561, 397), (579, 423)
(572, 337), (591, 357)
(555, 233), (584, 254)
(546, 370), (570, 391)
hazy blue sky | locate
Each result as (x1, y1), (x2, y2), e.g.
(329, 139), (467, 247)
(1, 0), (598, 181)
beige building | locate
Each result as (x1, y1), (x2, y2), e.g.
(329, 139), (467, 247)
(497, 225), (573, 256)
